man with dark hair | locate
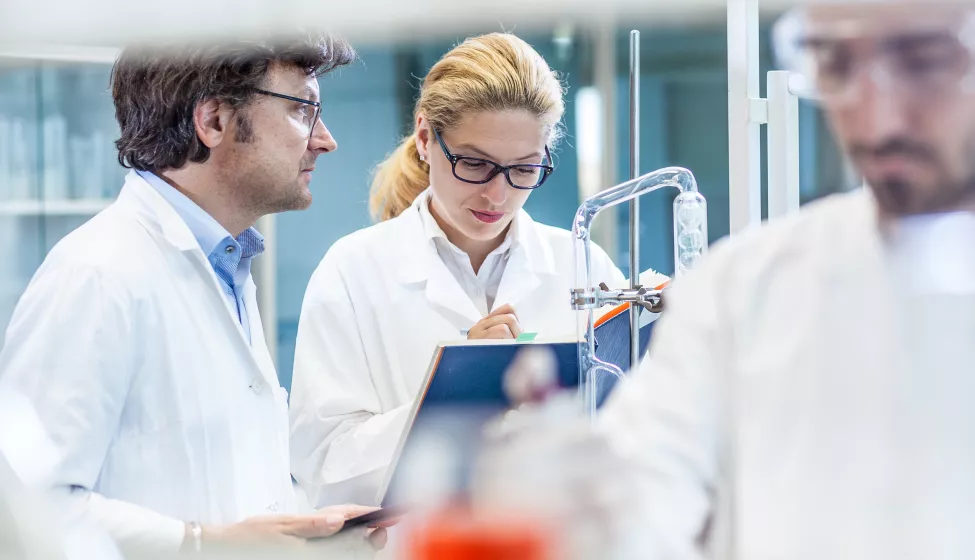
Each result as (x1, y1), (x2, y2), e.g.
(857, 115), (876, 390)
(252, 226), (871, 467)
(0, 34), (385, 554)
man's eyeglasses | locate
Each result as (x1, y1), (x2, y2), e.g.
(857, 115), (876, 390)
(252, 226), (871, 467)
(253, 88), (322, 139)
(772, 8), (975, 106)
(433, 129), (554, 190)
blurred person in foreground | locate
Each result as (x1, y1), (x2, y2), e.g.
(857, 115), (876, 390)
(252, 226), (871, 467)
(494, 2), (975, 559)
(0, 34), (388, 555)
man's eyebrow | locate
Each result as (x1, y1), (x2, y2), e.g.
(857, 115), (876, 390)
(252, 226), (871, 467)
(303, 85), (319, 102)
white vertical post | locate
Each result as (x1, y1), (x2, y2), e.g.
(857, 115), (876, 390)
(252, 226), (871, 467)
(766, 70), (800, 218)
(727, 0), (763, 233)
(591, 20), (619, 259)
(725, 3), (764, 558)
(254, 214), (278, 370)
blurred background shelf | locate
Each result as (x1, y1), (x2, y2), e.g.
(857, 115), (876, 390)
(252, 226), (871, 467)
(0, 199), (112, 216)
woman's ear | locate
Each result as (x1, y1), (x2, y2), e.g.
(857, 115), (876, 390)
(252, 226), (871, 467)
(415, 114), (431, 161)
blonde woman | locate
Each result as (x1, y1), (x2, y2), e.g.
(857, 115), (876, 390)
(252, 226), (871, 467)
(289, 33), (658, 507)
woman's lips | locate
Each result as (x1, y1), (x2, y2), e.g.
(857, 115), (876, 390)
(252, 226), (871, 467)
(471, 210), (505, 224)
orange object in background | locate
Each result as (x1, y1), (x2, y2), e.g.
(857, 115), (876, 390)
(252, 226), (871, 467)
(406, 507), (555, 560)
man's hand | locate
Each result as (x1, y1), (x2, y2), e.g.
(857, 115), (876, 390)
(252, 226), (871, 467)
(468, 304), (522, 340)
(198, 505), (390, 549)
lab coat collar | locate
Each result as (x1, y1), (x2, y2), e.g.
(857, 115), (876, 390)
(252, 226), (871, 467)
(868, 188), (975, 295)
(115, 171), (279, 387)
(416, 188), (519, 260)
(393, 189), (559, 282)
(391, 189), (559, 321)
(117, 170), (204, 254)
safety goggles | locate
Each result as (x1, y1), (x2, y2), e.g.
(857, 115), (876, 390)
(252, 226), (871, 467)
(773, 5), (975, 106)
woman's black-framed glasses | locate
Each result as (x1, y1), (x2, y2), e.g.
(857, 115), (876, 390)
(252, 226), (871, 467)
(253, 88), (322, 139)
(433, 129), (554, 190)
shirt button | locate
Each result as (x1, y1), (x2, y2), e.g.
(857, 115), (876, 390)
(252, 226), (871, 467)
(225, 245), (236, 254)
(266, 501), (279, 513)
(250, 378), (264, 395)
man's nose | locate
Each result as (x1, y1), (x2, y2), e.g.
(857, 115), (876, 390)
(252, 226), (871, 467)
(850, 67), (911, 144)
(309, 118), (337, 153)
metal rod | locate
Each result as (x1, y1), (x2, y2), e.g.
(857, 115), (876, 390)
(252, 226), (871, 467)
(628, 30), (641, 371)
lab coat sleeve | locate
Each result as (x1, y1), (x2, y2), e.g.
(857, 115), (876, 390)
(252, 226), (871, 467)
(289, 253), (410, 508)
(596, 246), (730, 560)
(0, 261), (186, 553)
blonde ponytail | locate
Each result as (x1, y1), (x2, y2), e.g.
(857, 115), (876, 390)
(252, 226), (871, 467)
(369, 133), (429, 222)
(368, 32), (565, 222)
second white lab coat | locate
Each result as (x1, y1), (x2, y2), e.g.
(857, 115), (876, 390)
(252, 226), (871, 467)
(599, 189), (975, 559)
(289, 192), (628, 507)
(0, 172), (295, 553)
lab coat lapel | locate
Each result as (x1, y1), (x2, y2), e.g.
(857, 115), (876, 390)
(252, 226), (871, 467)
(492, 247), (539, 312)
(391, 203), (483, 324)
(492, 210), (558, 312)
(424, 247), (483, 324)
(119, 172), (272, 377)
(242, 279), (280, 388)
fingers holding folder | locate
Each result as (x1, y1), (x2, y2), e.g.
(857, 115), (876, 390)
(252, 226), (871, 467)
(468, 304), (523, 340)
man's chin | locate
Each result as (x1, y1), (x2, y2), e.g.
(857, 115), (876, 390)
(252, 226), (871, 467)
(293, 188), (313, 210)
(869, 177), (975, 216)
(289, 194), (313, 212)
(265, 189), (312, 215)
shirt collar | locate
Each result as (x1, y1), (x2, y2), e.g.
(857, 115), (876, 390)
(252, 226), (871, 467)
(416, 188), (518, 256)
(235, 227), (265, 260)
(138, 170), (264, 260)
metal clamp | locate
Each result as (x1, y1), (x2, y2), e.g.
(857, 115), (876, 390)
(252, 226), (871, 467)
(570, 287), (598, 310)
(571, 283), (666, 313)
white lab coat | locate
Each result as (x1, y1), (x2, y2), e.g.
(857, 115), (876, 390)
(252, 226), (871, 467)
(599, 189), (975, 560)
(0, 171), (295, 554)
(290, 191), (627, 507)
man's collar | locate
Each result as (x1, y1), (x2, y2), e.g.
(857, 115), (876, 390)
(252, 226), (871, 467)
(137, 169), (263, 259)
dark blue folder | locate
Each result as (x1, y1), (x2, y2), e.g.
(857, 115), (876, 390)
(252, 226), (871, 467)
(422, 307), (656, 410)
(378, 308), (657, 506)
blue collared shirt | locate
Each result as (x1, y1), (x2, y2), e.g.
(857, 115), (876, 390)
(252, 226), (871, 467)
(139, 170), (264, 344)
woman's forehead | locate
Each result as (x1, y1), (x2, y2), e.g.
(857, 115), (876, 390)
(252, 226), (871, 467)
(445, 110), (548, 155)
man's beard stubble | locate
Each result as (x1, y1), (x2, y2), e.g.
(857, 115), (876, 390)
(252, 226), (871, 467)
(852, 137), (975, 215)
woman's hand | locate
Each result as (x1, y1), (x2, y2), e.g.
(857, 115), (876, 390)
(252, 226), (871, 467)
(467, 304), (522, 340)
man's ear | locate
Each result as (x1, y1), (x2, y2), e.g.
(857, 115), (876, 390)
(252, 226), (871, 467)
(193, 99), (233, 148)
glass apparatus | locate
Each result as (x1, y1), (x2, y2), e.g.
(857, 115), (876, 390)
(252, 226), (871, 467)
(570, 167), (708, 417)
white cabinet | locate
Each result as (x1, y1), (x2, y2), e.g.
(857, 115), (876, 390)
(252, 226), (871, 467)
(0, 52), (121, 339)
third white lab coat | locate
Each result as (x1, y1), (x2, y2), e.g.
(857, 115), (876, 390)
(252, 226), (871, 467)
(289, 192), (627, 507)
(0, 171), (294, 554)
(599, 189), (975, 559)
